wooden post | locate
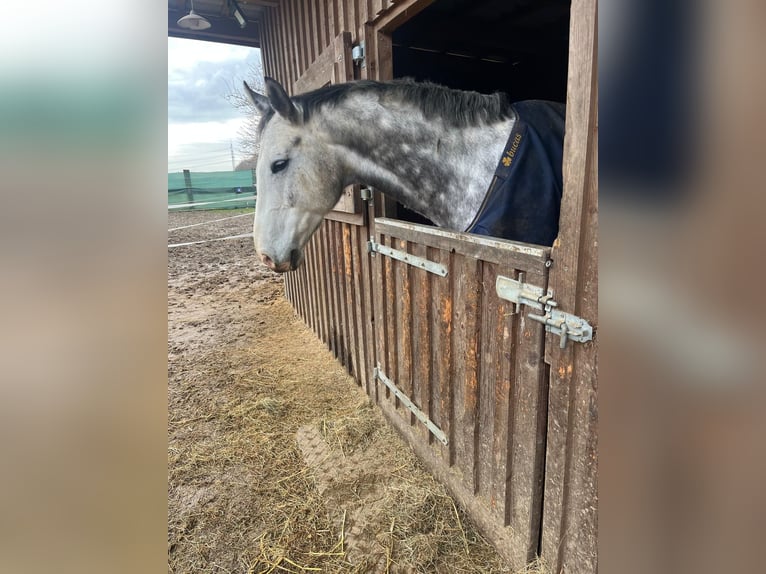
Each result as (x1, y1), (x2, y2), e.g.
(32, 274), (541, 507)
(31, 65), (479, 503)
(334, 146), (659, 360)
(540, 0), (598, 572)
(182, 169), (194, 209)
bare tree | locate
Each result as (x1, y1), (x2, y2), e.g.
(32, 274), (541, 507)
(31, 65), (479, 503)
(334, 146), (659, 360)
(226, 58), (265, 170)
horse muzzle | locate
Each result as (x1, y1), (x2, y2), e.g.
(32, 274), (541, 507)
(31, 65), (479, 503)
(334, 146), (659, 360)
(259, 248), (303, 273)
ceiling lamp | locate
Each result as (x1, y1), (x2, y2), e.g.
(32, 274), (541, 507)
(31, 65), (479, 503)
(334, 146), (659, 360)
(177, 1), (211, 31)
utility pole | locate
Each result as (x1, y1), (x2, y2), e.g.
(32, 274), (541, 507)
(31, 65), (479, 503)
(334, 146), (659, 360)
(230, 140), (235, 171)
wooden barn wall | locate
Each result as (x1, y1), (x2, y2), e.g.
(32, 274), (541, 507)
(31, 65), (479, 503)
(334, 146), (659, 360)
(283, 217), (376, 395)
(259, 0), (405, 94)
(257, 1), (597, 571)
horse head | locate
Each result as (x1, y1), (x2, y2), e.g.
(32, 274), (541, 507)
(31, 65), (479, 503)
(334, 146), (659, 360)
(244, 78), (345, 272)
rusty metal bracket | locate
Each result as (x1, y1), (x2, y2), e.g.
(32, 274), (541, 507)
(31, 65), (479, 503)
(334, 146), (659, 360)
(368, 239), (448, 277)
(374, 365), (448, 446)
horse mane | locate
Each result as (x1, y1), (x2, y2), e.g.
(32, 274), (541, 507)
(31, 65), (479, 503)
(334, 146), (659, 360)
(258, 78), (513, 132)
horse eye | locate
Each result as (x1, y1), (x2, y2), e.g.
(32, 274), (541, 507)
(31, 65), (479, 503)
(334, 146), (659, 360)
(271, 159), (289, 174)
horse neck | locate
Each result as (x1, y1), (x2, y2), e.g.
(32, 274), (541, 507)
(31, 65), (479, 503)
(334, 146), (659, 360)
(316, 96), (514, 230)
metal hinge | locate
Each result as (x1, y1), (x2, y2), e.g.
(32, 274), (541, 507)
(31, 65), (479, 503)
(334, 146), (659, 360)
(368, 238), (448, 277)
(374, 365), (448, 446)
(496, 274), (593, 349)
(351, 42), (365, 68)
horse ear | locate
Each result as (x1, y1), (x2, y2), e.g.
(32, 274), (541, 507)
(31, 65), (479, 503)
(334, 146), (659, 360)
(243, 81), (271, 116)
(264, 77), (300, 124)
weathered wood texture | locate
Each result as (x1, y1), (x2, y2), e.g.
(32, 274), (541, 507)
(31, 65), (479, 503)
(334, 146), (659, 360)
(264, 1), (597, 571)
(540, 0), (598, 573)
(372, 219), (551, 569)
(260, 0), (414, 94)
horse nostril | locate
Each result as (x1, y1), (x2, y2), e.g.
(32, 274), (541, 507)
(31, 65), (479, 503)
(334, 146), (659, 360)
(261, 253), (275, 269)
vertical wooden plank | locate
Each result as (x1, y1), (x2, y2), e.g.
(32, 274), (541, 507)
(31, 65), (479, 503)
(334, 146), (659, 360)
(429, 246), (453, 465)
(312, 232), (327, 345)
(263, 8), (275, 77)
(476, 262), (499, 500)
(271, 6), (288, 86)
(541, 0), (598, 571)
(337, 223), (352, 374)
(291, 243), (302, 319)
(315, 0), (327, 53)
(451, 254), (481, 494)
(337, 0), (348, 34)
(267, 11), (279, 79)
(323, 222), (336, 353)
(361, 219), (377, 401)
(286, 0), (306, 83)
(277, 2), (294, 90)
(383, 234), (397, 405)
(300, 247), (310, 323)
(283, 267), (291, 305)
(333, 221), (351, 370)
(327, 220), (339, 358)
(395, 238), (413, 426)
(328, 220), (342, 360)
(342, 224), (360, 380)
(328, 0), (338, 43)
(347, 0), (357, 41)
(307, 0), (320, 62)
(295, 247), (306, 321)
(334, 31), (354, 83)
(358, 0), (370, 38)
(318, 228), (331, 346)
(361, 22), (376, 80)
(372, 225), (388, 404)
(507, 293), (548, 562)
(259, 10), (273, 77)
(350, 224), (369, 390)
(304, 234), (317, 332)
(302, 0), (316, 67)
(320, 221), (337, 357)
(306, 234), (319, 336)
(287, 0), (302, 84)
(327, 220), (342, 361)
(410, 242), (431, 443)
(376, 31), (393, 80)
(491, 265), (516, 524)
(302, 0), (313, 70)
(290, 272), (298, 312)
(302, 253), (311, 324)
(305, 233), (316, 332)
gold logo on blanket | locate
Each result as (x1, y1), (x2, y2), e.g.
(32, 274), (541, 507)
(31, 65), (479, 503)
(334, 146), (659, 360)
(502, 133), (522, 167)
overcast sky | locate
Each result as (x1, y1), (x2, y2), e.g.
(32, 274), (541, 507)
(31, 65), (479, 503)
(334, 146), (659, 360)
(168, 37), (262, 173)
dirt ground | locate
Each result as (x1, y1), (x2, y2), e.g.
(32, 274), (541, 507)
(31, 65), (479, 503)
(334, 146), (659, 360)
(168, 209), (532, 573)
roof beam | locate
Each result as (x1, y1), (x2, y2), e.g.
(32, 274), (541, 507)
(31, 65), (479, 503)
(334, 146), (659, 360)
(168, 9), (262, 48)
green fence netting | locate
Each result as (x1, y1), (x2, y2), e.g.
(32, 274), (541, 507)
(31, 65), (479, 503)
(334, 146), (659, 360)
(168, 170), (256, 210)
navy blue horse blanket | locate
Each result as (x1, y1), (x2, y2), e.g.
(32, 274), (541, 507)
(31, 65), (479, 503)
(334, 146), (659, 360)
(466, 100), (566, 247)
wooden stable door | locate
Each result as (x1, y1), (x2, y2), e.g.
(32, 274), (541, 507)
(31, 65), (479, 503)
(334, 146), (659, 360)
(369, 217), (552, 568)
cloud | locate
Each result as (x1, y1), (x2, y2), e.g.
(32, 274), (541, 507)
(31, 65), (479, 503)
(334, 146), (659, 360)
(168, 38), (263, 172)
(167, 38), (262, 125)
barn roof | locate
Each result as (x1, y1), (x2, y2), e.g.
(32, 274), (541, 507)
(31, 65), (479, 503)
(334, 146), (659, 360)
(168, 0), (270, 48)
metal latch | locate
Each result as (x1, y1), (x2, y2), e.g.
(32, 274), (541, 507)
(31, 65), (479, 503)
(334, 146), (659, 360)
(496, 274), (593, 348)
(368, 238), (448, 277)
(360, 186), (373, 201)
